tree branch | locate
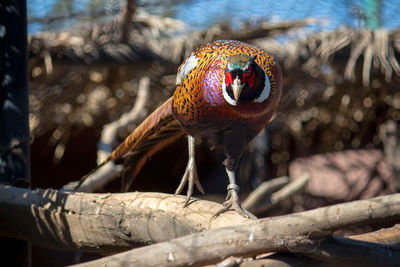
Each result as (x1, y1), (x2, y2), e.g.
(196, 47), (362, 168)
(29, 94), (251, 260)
(242, 176), (290, 210)
(218, 225), (400, 267)
(0, 185), (249, 254)
(71, 192), (400, 266)
(97, 76), (150, 164)
(246, 173), (310, 214)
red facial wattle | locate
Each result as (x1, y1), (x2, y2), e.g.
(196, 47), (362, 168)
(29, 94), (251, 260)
(225, 70), (233, 87)
(243, 67), (255, 87)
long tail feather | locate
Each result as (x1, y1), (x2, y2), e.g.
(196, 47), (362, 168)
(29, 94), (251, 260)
(108, 97), (179, 162)
(121, 130), (184, 191)
(75, 97), (185, 191)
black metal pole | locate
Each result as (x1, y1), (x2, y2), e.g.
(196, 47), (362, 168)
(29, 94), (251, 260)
(0, 0), (31, 266)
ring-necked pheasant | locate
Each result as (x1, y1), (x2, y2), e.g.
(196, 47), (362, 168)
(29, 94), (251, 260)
(77, 40), (282, 218)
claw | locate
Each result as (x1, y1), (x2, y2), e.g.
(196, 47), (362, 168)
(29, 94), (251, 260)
(214, 185), (257, 219)
(214, 168), (257, 219)
(175, 135), (205, 206)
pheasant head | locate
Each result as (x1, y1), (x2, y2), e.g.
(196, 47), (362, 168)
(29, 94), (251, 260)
(223, 54), (271, 106)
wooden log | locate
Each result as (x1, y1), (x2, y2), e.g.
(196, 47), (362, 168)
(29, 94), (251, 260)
(0, 185), (249, 254)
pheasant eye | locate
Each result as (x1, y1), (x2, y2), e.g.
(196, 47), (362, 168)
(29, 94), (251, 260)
(243, 66), (252, 79)
(243, 67), (255, 87)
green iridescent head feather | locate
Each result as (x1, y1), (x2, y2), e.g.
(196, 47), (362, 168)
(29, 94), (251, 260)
(227, 54), (255, 71)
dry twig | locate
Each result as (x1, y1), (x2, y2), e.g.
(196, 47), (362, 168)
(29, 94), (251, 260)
(242, 176), (290, 210)
(269, 173), (310, 205)
(251, 173), (310, 214)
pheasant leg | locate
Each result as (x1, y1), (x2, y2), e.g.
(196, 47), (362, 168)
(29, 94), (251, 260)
(214, 169), (257, 219)
(175, 135), (205, 206)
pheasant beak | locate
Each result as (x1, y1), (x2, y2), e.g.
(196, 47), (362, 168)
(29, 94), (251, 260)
(232, 77), (244, 101)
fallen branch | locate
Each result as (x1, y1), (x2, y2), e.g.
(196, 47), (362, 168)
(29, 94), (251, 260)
(96, 76), (150, 164)
(76, 234), (399, 267)
(71, 192), (400, 266)
(269, 173), (310, 205)
(242, 176), (290, 210)
(0, 185), (249, 254)
(219, 225), (400, 267)
(250, 173), (310, 214)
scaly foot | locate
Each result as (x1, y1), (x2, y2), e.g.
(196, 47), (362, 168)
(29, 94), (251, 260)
(214, 184), (257, 219)
(175, 135), (205, 206)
